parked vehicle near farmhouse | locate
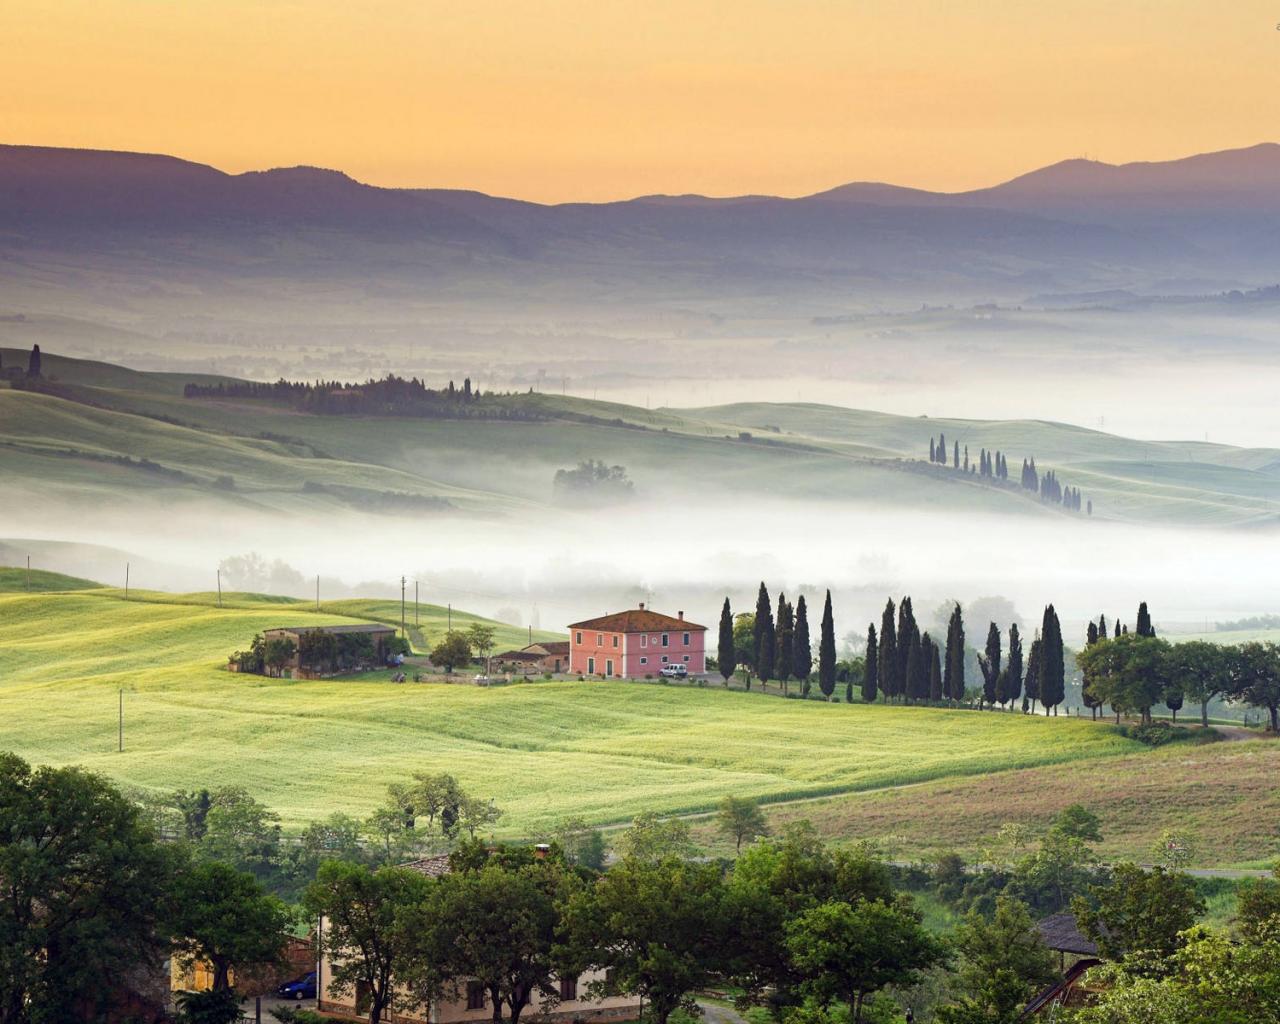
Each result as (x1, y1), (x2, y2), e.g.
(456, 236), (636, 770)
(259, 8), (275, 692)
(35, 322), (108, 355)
(278, 971), (317, 1000)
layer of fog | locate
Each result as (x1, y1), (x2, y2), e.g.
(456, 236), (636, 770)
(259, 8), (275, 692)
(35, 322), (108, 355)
(7, 495), (1276, 643)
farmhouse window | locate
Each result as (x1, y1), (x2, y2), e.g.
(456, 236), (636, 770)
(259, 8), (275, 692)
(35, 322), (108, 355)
(575, 632), (582, 644)
(560, 976), (579, 1001)
(661, 655), (668, 663)
(683, 655), (690, 662)
(640, 635), (647, 648)
(588, 657), (596, 674)
(596, 633), (603, 647)
(682, 632), (690, 645)
(467, 983), (486, 1010)
(612, 635), (619, 648)
(661, 633), (669, 647)
(640, 657), (647, 664)
(606, 660), (614, 677)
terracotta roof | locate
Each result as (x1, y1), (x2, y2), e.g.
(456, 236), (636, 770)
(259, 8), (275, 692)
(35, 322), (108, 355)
(567, 608), (706, 632)
(525, 641), (570, 655)
(1035, 913), (1100, 956)
(401, 854), (453, 877)
(493, 650), (542, 662)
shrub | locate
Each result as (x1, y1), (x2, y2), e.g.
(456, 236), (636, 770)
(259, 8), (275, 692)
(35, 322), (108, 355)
(1118, 722), (1200, 747)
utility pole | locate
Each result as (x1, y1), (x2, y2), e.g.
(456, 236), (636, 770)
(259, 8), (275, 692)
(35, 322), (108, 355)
(316, 574), (320, 612)
(26, 555), (30, 591)
(414, 580), (419, 626)
(447, 603), (452, 631)
(216, 569), (222, 608)
(124, 562), (130, 600)
(118, 689), (123, 753)
(401, 576), (406, 638)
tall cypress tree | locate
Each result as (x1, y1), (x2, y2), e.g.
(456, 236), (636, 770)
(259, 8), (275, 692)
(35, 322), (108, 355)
(908, 632), (930, 702)
(775, 594), (794, 693)
(878, 599), (897, 704)
(717, 597), (735, 685)
(896, 597), (917, 701)
(929, 438), (936, 462)
(953, 441), (959, 469)
(26, 344), (41, 378)
(754, 583), (775, 688)
(1024, 635), (1042, 713)
(944, 603), (965, 702)
(980, 622), (1002, 708)
(793, 596), (812, 692)
(1003, 623), (1023, 709)
(1136, 601), (1155, 638)
(1081, 619), (1102, 718)
(862, 623), (879, 703)
(928, 638), (943, 702)
(1115, 618), (1122, 639)
(818, 590), (836, 700)
(1039, 604), (1065, 715)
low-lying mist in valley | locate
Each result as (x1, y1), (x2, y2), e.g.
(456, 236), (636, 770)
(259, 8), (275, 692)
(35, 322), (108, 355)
(5, 492), (1275, 643)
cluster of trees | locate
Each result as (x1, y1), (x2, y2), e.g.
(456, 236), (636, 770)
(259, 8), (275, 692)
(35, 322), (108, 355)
(717, 585), (826, 697)
(229, 630), (411, 677)
(183, 374), (542, 420)
(0, 343), (42, 377)
(863, 600), (1067, 714)
(1078, 604), (1280, 729)
(926, 434), (1089, 514)
(552, 461), (635, 504)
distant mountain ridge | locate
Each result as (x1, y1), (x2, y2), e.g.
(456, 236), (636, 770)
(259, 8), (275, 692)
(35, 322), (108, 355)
(3, 141), (1280, 308)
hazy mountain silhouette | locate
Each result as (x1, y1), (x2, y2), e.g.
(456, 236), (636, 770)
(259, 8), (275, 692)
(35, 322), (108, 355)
(2, 141), (1279, 310)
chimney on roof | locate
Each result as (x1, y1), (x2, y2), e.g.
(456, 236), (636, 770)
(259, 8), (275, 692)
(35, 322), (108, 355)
(639, 602), (645, 610)
(534, 843), (550, 860)
(678, 610), (685, 620)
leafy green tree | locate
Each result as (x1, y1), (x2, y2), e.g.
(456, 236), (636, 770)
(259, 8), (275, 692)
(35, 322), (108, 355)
(785, 898), (946, 1024)
(793, 596), (813, 688)
(935, 897), (1056, 1024)
(945, 603), (965, 703)
(878, 600), (897, 702)
(1069, 926), (1280, 1024)
(1073, 863), (1206, 971)
(431, 630), (473, 674)
(175, 988), (241, 1024)
(1076, 635), (1170, 725)
(1009, 828), (1098, 916)
(718, 598), (736, 684)
(862, 623), (879, 703)
(0, 754), (180, 1024)
(818, 590), (836, 699)
(562, 857), (728, 1024)
(1151, 828), (1196, 872)
(1230, 641), (1280, 733)
(303, 860), (435, 1024)
(172, 861), (288, 992)
(552, 817), (608, 871)
(412, 856), (579, 1024)
(614, 812), (698, 862)
(264, 637), (296, 677)
(465, 622), (497, 667)
(734, 612), (757, 684)
(1236, 864), (1280, 942)
(196, 786), (283, 883)
(716, 795), (770, 854)
(1052, 804), (1103, 844)
(1169, 639), (1234, 727)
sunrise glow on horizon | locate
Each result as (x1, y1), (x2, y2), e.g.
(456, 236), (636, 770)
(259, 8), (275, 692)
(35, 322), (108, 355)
(3, 0), (1280, 202)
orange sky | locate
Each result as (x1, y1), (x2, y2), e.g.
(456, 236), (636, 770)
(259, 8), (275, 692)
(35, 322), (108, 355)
(3, 1), (1278, 203)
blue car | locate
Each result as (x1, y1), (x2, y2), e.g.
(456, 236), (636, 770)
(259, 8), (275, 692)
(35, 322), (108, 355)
(277, 972), (317, 1000)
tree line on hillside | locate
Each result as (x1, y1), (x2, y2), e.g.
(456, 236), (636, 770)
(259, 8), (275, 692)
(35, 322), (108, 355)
(926, 431), (1090, 514)
(1078, 602), (1280, 730)
(11, 750), (1280, 1024)
(0, 343), (42, 380)
(183, 373), (546, 420)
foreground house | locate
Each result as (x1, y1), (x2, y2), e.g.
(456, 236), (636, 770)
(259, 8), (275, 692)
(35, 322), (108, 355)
(490, 641), (571, 675)
(262, 623), (398, 677)
(567, 605), (706, 678)
(317, 854), (640, 1023)
(1019, 913), (1103, 1018)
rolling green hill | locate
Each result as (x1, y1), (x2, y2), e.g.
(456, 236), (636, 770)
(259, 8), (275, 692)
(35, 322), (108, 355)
(3, 349), (1279, 526)
(0, 565), (101, 592)
(0, 588), (1141, 834)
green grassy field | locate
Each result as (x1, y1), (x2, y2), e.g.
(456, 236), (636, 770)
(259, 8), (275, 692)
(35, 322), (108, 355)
(0, 565), (101, 591)
(5, 348), (1279, 525)
(690, 737), (1280, 869)
(0, 588), (1143, 834)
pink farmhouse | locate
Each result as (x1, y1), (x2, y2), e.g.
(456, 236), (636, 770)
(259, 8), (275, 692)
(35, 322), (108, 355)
(567, 604), (706, 677)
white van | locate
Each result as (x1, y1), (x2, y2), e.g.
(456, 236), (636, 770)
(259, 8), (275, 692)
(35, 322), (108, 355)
(660, 664), (688, 678)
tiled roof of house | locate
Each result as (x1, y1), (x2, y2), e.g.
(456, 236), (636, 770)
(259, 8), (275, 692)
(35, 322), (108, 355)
(526, 641), (570, 655)
(568, 607), (706, 633)
(1035, 913), (1100, 956)
(401, 854), (453, 877)
(494, 650), (542, 662)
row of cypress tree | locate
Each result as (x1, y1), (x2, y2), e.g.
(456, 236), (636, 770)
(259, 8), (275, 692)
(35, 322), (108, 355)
(927, 433), (1090, 515)
(717, 586), (1070, 714)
